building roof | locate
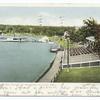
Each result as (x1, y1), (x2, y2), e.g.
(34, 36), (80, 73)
(86, 36), (95, 42)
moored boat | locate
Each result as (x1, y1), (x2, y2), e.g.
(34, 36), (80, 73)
(0, 36), (32, 42)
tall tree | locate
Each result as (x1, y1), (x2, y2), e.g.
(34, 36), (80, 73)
(83, 17), (100, 56)
(83, 17), (98, 36)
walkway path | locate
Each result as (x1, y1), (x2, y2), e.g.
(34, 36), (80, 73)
(39, 51), (62, 82)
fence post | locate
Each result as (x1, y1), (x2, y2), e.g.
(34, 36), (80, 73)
(89, 61), (90, 68)
(99, 61), (100, 66)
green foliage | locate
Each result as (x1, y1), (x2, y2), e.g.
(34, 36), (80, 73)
(74, 18), (98, 43)
(83, 17), (98, 36)
(94, 25), (100, 56)
(82, 18), (100, 56)
(49, 36), (74, 48)
(0, 17), (99, 45)
(0, 24), (75, 36)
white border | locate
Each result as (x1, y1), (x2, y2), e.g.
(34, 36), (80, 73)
(0, 1), (100, 97)
(0, 0), (100, 3)
(0, 3), (100, 7)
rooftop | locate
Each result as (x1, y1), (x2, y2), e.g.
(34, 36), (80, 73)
(86, 36), (95, 42)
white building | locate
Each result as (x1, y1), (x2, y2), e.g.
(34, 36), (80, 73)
(86, 36), (95, 49)
(39, 36), (49, 43)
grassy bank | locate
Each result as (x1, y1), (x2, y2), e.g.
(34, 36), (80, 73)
(54, 67), (100, 82)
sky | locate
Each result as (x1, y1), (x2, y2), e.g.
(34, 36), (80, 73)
(0, 6), (100, 26)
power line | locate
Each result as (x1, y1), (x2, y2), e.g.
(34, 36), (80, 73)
(59, 16), (64, 26)
(38, 15), (43, 26)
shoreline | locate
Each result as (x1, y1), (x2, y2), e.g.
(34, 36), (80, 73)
(38, 51), (62, 82)
(35, 56), (56, 82)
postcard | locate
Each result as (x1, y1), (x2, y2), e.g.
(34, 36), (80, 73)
(0, 2), (100, 96)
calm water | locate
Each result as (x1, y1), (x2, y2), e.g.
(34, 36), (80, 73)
(0, 42), (55, 82)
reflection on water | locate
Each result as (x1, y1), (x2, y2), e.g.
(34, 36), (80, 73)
(0, 42), (55, 82)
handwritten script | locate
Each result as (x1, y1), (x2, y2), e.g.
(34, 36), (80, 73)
(0, 83), (100, 96)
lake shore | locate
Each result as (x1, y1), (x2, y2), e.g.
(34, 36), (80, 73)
(38, 51), (63, 82)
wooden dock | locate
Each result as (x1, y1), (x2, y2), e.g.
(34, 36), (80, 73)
(39, 51), (63, 82)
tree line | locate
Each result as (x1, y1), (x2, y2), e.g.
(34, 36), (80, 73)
(0, 24), (85, 43)
(0, 18), (100, 56)
(0, 24), (74, 36)
(0, 18), (99, 43)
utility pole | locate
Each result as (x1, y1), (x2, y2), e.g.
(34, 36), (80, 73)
(59, 16), (64, 26)
(38, 15), (42, 26)
(38, 15), (43, 36)
(64, 31), (70, 71)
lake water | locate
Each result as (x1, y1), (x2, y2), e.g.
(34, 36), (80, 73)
(0, 42), (55, 82)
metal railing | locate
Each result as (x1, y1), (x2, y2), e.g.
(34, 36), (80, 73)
(62, 60), (100, 68)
